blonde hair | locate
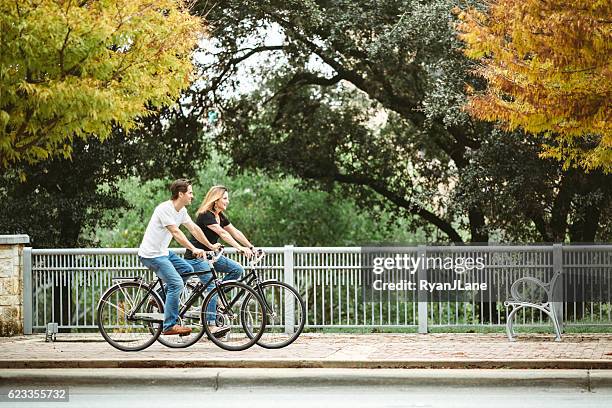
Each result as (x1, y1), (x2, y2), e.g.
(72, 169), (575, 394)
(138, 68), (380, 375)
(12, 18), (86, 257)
(196, 185), (228, 216)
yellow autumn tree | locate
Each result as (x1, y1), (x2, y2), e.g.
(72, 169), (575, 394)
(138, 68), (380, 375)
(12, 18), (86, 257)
(0, 0), (203, 169)
(456, 0), (611, 172)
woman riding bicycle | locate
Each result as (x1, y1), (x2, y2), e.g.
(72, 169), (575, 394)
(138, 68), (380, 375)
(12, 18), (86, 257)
(184, 185), (255, 322)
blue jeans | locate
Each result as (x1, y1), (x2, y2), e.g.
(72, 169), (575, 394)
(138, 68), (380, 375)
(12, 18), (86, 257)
(139, 252), (211, 331)
(186, 255), (244, 323)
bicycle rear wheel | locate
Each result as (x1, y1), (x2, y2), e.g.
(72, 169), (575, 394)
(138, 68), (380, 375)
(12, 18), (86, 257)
(243, 281), (306, 349)
(155, 282), (207, 348)
(97, 281), (163, 352)
(202, 281), (266, 351)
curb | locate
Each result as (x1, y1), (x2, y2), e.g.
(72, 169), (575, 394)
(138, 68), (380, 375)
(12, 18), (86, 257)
(1, 359), (612, 370)
(2, 368), (612, 390)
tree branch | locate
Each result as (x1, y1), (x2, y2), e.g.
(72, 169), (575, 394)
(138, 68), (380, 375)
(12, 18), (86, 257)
(202, 45), (284, 93)
(268, 11), (482, 167)
(286, 71), (343, 88)
(59, 27), (72, 75)
(319, 171), (464, 242)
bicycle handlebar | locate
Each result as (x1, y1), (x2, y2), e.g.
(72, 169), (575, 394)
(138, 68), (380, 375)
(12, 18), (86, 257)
(205, 246), (225, 263)
(204, 246), (264, 266)
(249, 248), (265, 267)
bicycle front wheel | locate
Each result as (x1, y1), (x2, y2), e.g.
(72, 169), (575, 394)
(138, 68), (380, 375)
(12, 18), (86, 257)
(97, 281), (163, 352)
(244, 281), (306, 349)
(202, 281), (266, 351)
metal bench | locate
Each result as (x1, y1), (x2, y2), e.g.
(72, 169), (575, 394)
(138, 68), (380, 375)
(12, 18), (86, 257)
(504, 270), (563, 341)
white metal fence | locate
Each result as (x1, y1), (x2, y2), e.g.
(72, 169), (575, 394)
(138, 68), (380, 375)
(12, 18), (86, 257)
(23, 245), (612, 334)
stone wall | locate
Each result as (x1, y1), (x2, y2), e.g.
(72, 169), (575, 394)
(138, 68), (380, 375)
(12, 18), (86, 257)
(0, 235), (29, 336)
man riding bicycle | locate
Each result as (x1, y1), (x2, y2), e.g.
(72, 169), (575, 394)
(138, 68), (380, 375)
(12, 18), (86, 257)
(138, 179), (226, 336)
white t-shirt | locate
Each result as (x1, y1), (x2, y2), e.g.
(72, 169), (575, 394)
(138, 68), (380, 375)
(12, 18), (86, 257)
(138, 201), (192, 258)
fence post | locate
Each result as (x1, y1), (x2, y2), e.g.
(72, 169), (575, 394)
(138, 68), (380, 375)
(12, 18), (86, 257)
(23, 247), (32, 335)
(417, 245), (428, 334)
(283, 245), (295, 334)
(552, 243), (564, 333)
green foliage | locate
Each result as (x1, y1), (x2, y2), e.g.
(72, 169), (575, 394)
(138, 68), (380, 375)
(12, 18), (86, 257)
(0, 105), (210, 248)
(4, 0), (610, 249)
(211, 170), (424, 247)
(454, 130), (612, 242)
(0, 138), (131, 247)
(188, 0), (612, 243)
(194, 0), (485, 242)
(90, 178), (170, 248)
(89, 156), (423, 247)
(0, 0), (202, 169)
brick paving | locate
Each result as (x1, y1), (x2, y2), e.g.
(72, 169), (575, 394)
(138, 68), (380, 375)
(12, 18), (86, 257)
(1, 333), (611, 369)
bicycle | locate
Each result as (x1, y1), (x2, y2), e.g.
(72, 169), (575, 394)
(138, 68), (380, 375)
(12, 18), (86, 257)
(182, 248), (306, 348)
(96, 249), (267, 352)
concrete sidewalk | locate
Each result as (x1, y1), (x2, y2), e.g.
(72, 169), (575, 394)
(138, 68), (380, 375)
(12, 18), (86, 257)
(1, 333), (612, 370)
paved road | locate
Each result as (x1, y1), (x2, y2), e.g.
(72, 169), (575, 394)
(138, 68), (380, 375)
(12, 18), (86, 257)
(2, 383), (611, 408)
(2, 368), (612, 407)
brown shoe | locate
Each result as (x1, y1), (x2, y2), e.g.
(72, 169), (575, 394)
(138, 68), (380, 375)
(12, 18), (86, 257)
(162, 325), (192, 336)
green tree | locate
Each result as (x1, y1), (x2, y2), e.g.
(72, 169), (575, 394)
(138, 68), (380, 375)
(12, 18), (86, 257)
(90, 156), (423, 248)
(455, 131), (612, 242)
(1, 140), (130, 247)
(0, 103), (210, 247)
(0, 0), (202, 169)
(195, 0), (489, 243)
(457, 0), (611, 172)
(190, 0), (612, 243)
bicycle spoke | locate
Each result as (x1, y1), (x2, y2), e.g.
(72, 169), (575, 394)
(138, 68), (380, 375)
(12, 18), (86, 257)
(99, 298), (127, 314)
(248, 281), (305, 349)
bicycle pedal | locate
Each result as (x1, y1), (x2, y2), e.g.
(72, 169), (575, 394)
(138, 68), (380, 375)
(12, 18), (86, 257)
(207, 326), (231, 339)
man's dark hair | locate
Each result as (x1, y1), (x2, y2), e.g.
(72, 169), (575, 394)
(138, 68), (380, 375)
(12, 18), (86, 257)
(170, 178), (191, 200)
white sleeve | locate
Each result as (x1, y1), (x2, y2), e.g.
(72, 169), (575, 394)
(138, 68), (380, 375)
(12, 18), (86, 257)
(157, 204), (177, 227)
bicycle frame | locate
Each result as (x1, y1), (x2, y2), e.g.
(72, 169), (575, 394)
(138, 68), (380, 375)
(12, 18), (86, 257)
(177, 265), (244, 321)
(237, 254), (281, 316)
(124, 249), (280, 322)
(106, 270), (231, 324)
(182, 251), (279, 319)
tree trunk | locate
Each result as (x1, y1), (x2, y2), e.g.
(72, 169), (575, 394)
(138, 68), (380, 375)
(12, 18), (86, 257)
(550, 171), (573, 242)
